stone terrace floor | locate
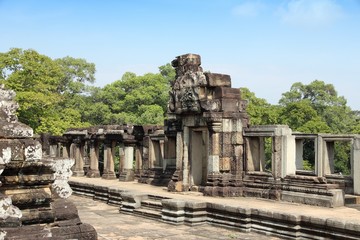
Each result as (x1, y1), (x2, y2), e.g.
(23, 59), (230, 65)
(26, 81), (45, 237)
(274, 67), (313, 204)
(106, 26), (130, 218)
(71, 194), (281, 240)
(70, 176), (360, 239)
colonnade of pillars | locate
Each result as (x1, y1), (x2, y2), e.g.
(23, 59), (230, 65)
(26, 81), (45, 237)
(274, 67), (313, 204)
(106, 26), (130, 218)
(49, 139), (138, 181)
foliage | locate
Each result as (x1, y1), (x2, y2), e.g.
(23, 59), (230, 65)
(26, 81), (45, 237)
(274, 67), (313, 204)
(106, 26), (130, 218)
(279, 80), (357, 174)
(0, 48), (94, 134)
(334, 141), (351, 175)
(279, 80), (356, 133)
(240, 87), (280, 125)
(89, 68), (171, 125)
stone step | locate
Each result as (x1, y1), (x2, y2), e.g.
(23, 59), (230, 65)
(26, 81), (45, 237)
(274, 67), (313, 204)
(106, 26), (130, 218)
(345, 194), (360, 205)
(148, 194), (170, 201)
(133, 208), (162, 220)
(141, 199), (163, 210)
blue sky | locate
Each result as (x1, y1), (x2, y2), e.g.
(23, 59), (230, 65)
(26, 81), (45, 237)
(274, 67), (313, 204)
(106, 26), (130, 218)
(1, 0), (359, 109)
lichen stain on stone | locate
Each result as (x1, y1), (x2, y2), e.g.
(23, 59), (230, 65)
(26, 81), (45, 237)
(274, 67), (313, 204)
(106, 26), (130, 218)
(24, 144), (42, 161)
(0, 147), (11, 164)
(0, 196), (22, 219)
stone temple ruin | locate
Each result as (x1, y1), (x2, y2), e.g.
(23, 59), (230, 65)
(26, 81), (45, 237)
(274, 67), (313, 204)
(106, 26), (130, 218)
(0, 85), (97, 239)
(43, 53), (360, 209)
(3, 53), (360, 239)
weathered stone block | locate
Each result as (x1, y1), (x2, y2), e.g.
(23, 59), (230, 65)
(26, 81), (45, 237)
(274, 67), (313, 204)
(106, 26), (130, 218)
(0, 122), (33, 138)
(200, 99), (220, 112)
(232, 132), (243, 144)
(205, 73), (231, 87)
(208, 155), (219, 173)
(220, 157), (231, 171)
(221, 144), (233, 158)
(184, 200), (207, 225)
(161, 199), (185, 224)
(120, 192), (148, 213)
(23, 140), (42, 161)
(221, 99), (240, 112)
(0, 140), (24, 162)
(214, 87), (240, 99)
(222, 133), (232, 145)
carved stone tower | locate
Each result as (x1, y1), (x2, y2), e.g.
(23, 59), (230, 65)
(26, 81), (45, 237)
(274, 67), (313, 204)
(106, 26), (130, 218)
(166, 54), (249, 196)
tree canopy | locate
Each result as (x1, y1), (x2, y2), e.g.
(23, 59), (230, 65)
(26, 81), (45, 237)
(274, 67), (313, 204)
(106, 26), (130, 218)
(279, 80), (358, 134)
(0, 48), (94, 134)
(1, 48), (359, 143)
(86, 71), (170, 125)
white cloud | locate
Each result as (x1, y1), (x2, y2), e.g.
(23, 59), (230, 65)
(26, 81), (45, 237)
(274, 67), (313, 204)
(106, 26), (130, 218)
(232, 1), (265, 17)
(278, 0), (344, 27)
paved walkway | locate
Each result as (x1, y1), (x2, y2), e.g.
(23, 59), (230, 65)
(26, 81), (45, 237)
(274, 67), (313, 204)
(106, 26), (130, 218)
(70, 176), (360, 224)
(71, 194), (281, 240)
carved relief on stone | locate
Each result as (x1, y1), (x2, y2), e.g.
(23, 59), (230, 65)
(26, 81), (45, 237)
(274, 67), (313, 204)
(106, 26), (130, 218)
(0, 84), (18, 123)
(0, 84), (33, 138)
(168, 54), (207, 114)
(48, 158), (74, 199)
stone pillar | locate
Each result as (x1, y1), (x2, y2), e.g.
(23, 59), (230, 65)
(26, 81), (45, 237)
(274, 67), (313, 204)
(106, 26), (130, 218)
(315, 135), (324, 176)
(208, 121), (221, 174)
(159, 139), (165, 168)
(72, 139), (85, 177)
(352, 137), (360, 194)
(62, 143), (70, 158)
(259, 137), (266, 172)
(86, 140), (100, 178)
(182, 126), (190, 190)
(102, 140), (116, 179)
(119, 146), (125, 173)
(324, 141), (335, 175)
(49, 144), (58, 157)
(119, 144), (135, 181)
(295, 139), (304, 170)
(273, 126), (295, 179)
(148, 139), (155, 169)
(281, 133), (296, 178)
(135, 146), (143, 176)
(245, 137), (264, 172)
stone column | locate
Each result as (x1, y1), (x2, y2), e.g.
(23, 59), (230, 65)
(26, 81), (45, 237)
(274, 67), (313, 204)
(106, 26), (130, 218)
(148, 139), (155, 169)
(135, 146), (143, 176)
(62, 143), (70, 158)
(182, 126), (190, 190)
(245, 137), (263, 172)
(281, 133), (296, 178)
(102, 140), (116, 179)
(315, 135), (324, 176)
(207, 121), (221, 174)
(159, 139), (165, 168)
(324, 141), (335, 175)
(119, 145), (125, 173)
(295, 139), (304, 170)
(119, 143), (135, 181)
(352, 137), (360, 194)
(72, 139), (84, 177)
(86, 140), (100, 178)
(49, 144), (58, 157)
(273, 126), (295, 179)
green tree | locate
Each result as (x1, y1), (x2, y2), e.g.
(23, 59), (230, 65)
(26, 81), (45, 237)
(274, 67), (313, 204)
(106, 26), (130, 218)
(159, 63), (176, 82)
(240, 87), (280, 125)
(90, 67), (171, 125)
(279, 80), (356, 174)
(279, 80), (356, 133)
(55, 56), (96, 94)
(0, 48), (94, 134)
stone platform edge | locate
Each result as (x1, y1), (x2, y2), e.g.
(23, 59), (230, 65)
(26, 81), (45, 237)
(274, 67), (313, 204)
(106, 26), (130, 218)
(69, 180), (360, 240)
